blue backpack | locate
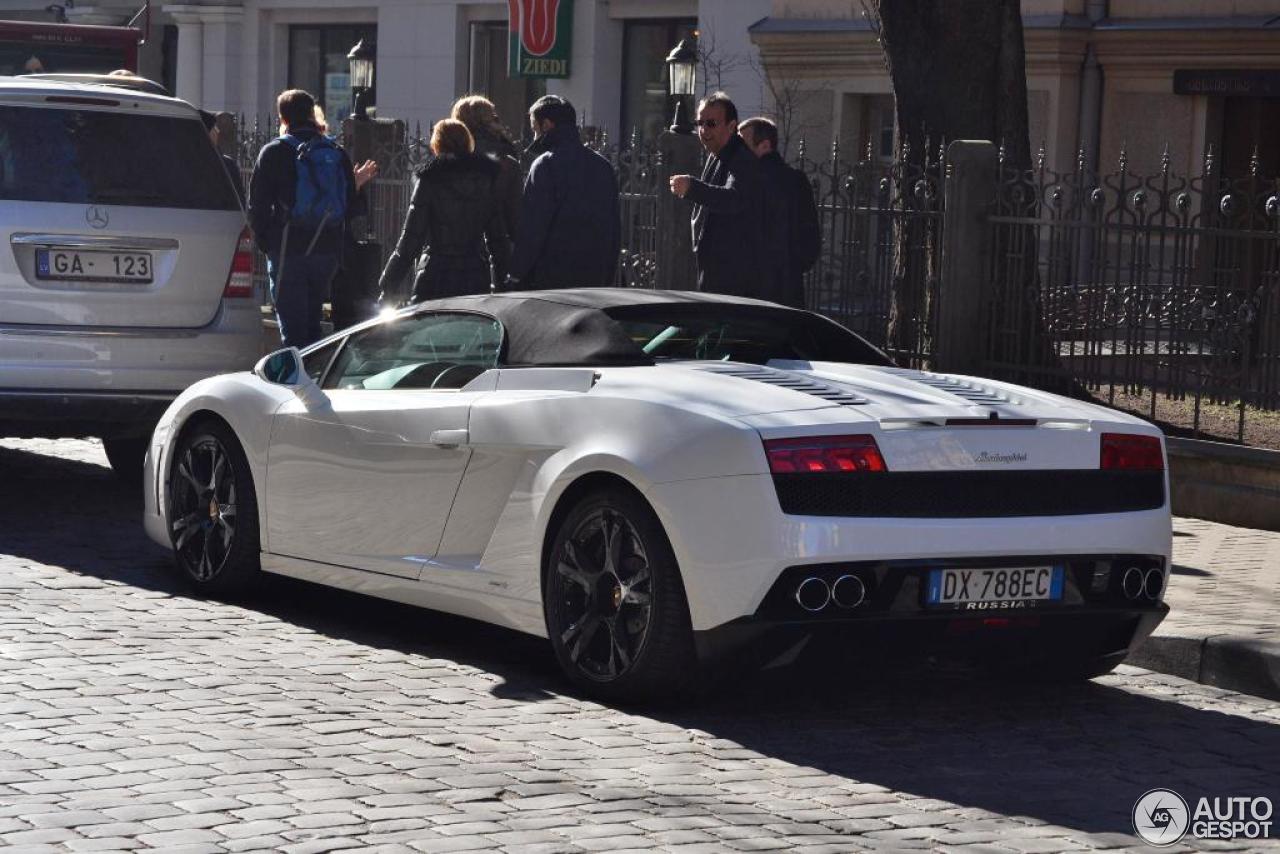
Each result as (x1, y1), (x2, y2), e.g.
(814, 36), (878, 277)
(283, 133), (348, 232)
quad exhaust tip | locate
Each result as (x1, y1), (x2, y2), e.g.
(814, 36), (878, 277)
(1121, 566), (1163, 601)
(795, 575), (866, 612)
(1121, 566), (1145, 600)
(795, 577), (831, 612)
(831, 574), (866, 609)
(1143, 567), (1163, 600)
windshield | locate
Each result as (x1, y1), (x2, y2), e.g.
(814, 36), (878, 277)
(602, 306), (893, 367)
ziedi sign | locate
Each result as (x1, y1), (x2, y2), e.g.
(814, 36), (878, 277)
(508, 0), (573, 78)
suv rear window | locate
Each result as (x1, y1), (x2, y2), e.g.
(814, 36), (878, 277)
(0, 105), (240, 210)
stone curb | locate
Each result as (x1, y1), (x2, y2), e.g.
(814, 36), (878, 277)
(1129, 632), (1280, 701)
(1167, 438), (1280, 532)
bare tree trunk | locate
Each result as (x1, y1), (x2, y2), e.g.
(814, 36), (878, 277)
(874, 0), (1031, 172)
(873, 0), (1035, 362)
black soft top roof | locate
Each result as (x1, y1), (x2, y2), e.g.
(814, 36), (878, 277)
(413, 288), (891, 367)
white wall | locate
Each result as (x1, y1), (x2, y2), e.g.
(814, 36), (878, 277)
(549, 0), (624, 139)
(375, 0), (462, 131)
(697, 0), (770, 122)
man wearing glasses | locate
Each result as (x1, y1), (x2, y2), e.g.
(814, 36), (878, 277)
(668, 92), (765, 297)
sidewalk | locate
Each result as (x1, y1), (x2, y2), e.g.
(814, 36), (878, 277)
(1129, 516), (1280, 700)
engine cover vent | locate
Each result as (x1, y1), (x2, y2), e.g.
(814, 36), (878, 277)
(875, 367), (1012, 405)
(693, 363), (868, 405)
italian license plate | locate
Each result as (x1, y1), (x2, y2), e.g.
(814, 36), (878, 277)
(36, 248), (153, 283)
(926, 565), (1064, 609)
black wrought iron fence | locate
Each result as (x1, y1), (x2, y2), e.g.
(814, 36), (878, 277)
(984, 145), (1280, 442)
(792, 140), (944, 368)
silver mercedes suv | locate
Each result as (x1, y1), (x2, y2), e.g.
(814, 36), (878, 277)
(0, 76), (260, 477)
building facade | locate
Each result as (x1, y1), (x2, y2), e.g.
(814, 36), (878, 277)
(750, 0), (1280, 177)
(0, 0), (770, 145)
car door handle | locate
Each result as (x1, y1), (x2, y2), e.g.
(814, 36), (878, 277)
(429, 429), (470, 448)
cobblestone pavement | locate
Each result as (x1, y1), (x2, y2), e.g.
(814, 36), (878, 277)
(1166, 518), (1280, 641)
(0, 439), (1277, 853)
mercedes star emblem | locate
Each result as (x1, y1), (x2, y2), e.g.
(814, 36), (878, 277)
(85, 206), (109, 229)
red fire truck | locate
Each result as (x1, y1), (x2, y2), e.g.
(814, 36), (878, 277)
(0, 16), (145, 77)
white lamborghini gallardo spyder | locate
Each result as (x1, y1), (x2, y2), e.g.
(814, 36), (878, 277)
(144, 289), (1171, 700)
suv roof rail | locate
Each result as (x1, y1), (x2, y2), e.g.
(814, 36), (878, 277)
(22, 73), (171, 97)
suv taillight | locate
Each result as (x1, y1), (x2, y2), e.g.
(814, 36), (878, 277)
(223, 228), (255, 299)
(1100, 433), (1164, 470)
(763, 435), (888, 474)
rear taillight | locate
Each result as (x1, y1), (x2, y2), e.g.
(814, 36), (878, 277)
(1100, 433), (1164, 471)
(764, 435), (888, 474)
(223, 227), (255, 299)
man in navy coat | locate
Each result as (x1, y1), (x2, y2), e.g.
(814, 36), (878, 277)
(507, 96), (621, 289)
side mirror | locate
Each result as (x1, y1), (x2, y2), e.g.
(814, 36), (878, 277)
(253, 347), (327, 408)
(254, 347), (305, 385)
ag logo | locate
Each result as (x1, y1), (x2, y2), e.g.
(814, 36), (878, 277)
(85, 206), (109, 229)
(1133, 788), (1190, 846)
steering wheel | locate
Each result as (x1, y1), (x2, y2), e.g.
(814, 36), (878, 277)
(430, 363), (485, 389)
(392, 361), (456, 389)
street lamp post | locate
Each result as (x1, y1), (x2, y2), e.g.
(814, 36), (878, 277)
(658, 37), (701, 290)
(665, 38), (697, 134)
(347, 38), (375, 121)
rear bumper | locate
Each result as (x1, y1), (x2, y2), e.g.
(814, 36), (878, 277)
(0, 390), (175, 439)
(0, 301), (259, 438)
(696, 603), (1169, 672)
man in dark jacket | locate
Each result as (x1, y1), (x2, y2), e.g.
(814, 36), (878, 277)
(668, 92), (765, 298)
(248, 88), (362, 349)
(506, 95), (620, 289)
(739, 117), (820, 308)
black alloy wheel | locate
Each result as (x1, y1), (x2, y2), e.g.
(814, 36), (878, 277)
(544, 488), (695, 702)
(168, 420), (260, 594)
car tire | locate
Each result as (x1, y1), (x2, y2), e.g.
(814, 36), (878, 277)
(103, 436), (148, 483)
(167, 419), (260, 595)
(544, 487), (696, 703)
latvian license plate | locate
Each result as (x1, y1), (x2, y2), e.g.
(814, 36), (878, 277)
(36, 248), (152, 283)
(926, 565), (1064, 609)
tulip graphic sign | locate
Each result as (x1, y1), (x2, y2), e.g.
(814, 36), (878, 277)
(508, 0), (573, 78)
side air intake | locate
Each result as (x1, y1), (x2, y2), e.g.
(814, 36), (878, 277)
(693, 363), (868, 406)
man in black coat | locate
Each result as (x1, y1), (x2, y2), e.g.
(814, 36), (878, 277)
(506, 95), (620, 289)
(739, 117), (821, 308)
(668, 92), (766, 298)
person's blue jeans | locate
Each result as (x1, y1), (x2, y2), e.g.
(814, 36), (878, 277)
(267, 252), (339, 349)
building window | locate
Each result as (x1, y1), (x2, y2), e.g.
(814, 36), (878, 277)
(469, 22), (545, 146)
(621, 18), (697, 146)
(854, 94), (895, 164)
(288, 24), (376, 126)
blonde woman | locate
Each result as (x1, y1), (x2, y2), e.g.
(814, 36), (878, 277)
(451, 95), (522, 258)
(377, 119), (508, 302)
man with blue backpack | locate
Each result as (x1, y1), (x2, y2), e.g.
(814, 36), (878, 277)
(248, 89), (372, 348)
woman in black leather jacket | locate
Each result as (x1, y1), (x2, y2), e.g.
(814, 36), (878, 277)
(378, 119), (508, 303)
